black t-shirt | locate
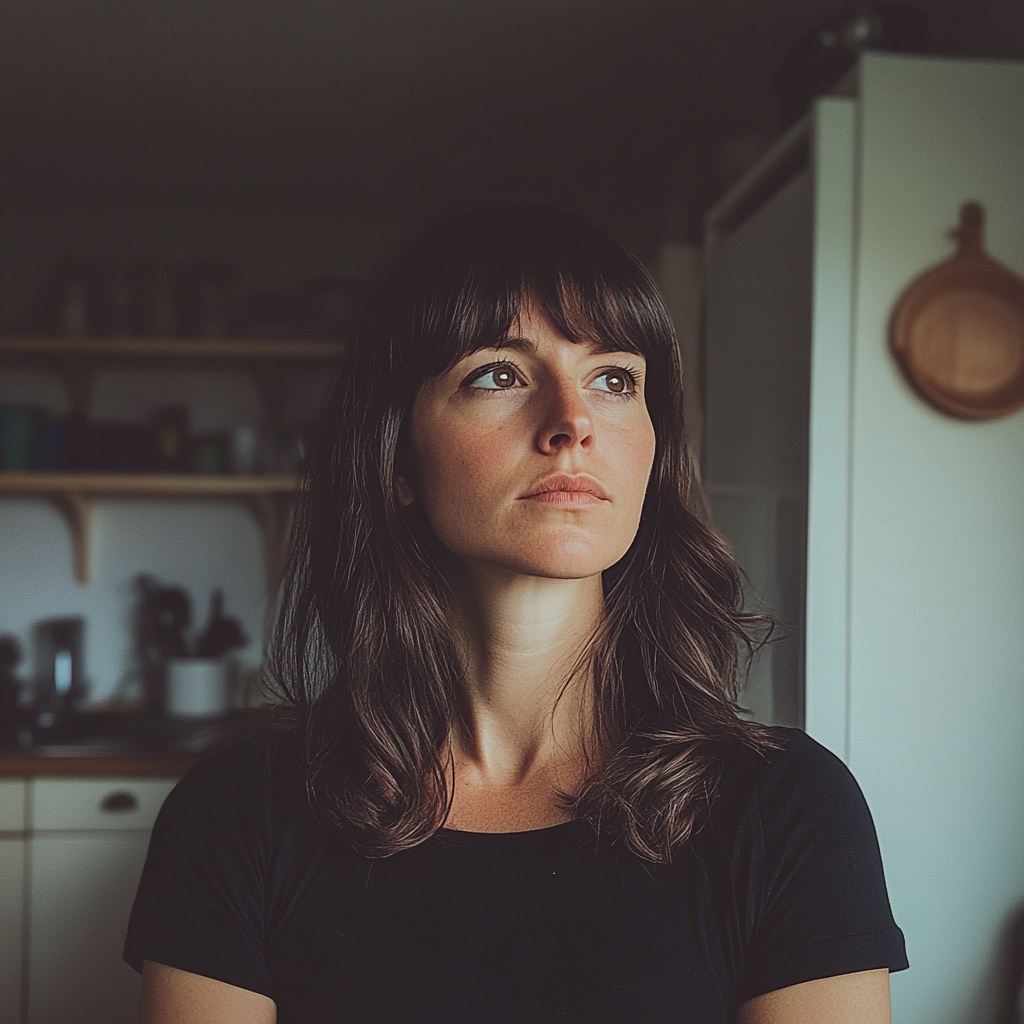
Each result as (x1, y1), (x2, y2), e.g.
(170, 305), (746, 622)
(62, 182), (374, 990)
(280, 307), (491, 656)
(124, 726), (908, 1023)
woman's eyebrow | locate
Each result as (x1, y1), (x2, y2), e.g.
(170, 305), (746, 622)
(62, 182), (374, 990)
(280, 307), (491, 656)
(468, 336), (641, 357)
(490, 336), (535, 355)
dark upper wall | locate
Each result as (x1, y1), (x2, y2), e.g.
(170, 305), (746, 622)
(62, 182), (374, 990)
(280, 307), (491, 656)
(1, 0), (1021, 261)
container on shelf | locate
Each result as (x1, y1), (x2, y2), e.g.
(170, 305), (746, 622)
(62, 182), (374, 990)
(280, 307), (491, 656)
(0, 404), (42, 470)
(187, 434), (228, 475)
(49, 260), (101, 337)
(177, 264), (234, 339)
(165, 658), (229, 718)
(34, 417), (65, 471)
(228, 424), (261, 475)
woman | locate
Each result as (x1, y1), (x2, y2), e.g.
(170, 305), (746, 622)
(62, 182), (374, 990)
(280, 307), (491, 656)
(125, 207), (908, 1023)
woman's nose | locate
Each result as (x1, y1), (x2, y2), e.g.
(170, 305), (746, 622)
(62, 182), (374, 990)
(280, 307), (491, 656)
(536, 379), (594, 453)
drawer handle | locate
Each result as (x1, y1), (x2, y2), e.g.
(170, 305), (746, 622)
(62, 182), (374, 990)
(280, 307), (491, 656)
(101, 791), (139, 813)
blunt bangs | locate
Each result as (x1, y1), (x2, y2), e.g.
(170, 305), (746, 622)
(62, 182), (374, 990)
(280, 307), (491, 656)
(360, 207), (675, 402)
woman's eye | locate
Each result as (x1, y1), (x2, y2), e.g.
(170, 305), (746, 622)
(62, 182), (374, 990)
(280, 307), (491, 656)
(469, 365), (520, 390)
(591, 369), (635, 395)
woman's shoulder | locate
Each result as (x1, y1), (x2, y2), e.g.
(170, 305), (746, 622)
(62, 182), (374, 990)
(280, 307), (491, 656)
(750, 725), (867, 819)
(753, 725), (852, 786)
(160, 729), (305, 830)
(705, 725), (873, 852)
(713, 729), (910, 994)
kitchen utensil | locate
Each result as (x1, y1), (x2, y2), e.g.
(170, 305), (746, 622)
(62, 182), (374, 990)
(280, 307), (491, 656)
(195, 589), (248, 658)
(32, 617), (87, 709)
(133, 576), (192, 712)
(135, 577), (191, 655)
(891, 202), (1024, 420)
(0, 634), (23, 711)
(165, 658), (229, 718)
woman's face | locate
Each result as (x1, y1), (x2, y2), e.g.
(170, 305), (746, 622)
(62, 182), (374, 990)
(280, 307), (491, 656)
(406, 300), (656, 580)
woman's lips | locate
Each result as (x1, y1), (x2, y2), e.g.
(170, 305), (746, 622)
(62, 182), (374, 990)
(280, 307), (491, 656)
(522, 490), (604, 507)
(519, 474), (610, 506)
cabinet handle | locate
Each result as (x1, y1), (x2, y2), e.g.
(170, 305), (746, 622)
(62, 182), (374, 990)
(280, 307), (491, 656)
(101, 791), (139, 813)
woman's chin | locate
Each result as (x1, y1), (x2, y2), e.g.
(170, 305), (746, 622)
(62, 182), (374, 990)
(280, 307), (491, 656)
(484, 534), (628, 581)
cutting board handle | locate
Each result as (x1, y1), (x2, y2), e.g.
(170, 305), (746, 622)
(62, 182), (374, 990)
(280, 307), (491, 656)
(954, 201), (985, 255)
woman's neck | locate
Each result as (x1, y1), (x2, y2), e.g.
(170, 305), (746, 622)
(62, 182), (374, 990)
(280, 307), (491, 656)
(447, 564), (604, 798)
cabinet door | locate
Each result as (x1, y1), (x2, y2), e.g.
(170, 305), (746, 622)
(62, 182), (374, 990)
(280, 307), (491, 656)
(0, 837), (25, 1024)
(27, 831), (150, 1024)
(704, 160), (815, 728)
(0, 781), (25, 832)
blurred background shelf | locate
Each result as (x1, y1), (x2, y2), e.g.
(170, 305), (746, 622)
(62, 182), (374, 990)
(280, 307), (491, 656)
(0, 471), (298, 493)
(0, 472), (298, 590)
(0, 336), (346, 360)
(0, 336), (345, 422)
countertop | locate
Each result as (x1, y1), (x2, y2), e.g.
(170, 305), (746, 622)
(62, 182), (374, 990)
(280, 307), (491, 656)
(0, 751), (202, 776)
(0, 708), (275, 776)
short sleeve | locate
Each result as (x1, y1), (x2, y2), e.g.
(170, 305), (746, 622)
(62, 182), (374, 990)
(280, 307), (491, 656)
(123, 742), (275, 999)
(738, 728), (909, 1001)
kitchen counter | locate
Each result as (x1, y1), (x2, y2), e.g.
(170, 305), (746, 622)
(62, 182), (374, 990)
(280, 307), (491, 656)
(0, 750), (203, 776)
(0, 708), (277, 776)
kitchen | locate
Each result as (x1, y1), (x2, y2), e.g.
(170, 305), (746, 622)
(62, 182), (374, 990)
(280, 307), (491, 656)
(1, 2), (1023, 1022)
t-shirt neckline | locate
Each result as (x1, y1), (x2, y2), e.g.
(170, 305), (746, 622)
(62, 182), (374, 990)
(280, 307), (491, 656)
(434, 818), (584, 845)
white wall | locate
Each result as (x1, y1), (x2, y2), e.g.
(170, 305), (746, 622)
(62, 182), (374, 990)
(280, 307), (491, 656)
(848, 54), (1024, 1024)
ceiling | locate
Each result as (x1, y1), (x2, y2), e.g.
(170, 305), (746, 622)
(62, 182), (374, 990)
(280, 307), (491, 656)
(1, 0), (1021, 253)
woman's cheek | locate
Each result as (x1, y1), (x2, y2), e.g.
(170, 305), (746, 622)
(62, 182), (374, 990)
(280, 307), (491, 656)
(607, 417), (655, 500)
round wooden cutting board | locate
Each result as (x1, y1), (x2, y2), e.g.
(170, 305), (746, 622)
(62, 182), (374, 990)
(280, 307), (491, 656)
(890, 202), (1024, 420)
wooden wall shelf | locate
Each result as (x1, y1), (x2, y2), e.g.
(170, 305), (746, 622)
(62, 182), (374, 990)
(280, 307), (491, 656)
(0, 472), (298, 493)
(0, 337), (331, 592)
(0, 336), (346, 359)
(0, 472), (299, 592)
(0, 335), (346, 424)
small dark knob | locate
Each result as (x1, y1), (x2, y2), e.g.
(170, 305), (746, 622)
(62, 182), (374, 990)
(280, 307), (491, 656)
(101, 791), (138, 813)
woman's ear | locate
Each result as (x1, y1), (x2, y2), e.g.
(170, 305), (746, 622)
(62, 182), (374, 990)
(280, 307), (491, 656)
(395, 475), (415, 507)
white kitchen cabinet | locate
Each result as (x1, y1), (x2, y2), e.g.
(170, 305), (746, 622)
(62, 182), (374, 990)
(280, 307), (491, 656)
(0, 781), (26, 1024)
(27, 831), (152, 1024)
(0, 775), (177, 1024)
(0, 781), (24, 832)
(704, 52), (1024, 1024)
(24, 777), (176, 1024)
(0, 839), (25, 1024)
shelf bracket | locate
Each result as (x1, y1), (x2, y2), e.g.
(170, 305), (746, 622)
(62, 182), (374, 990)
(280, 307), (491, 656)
(50, 491), (94, 584)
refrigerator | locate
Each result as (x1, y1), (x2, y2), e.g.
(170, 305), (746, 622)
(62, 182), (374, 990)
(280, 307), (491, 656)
(702, 52), (1024, 1024)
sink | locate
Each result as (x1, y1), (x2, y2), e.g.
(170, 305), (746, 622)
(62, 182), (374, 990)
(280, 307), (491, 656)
(0, 709), (229, 755)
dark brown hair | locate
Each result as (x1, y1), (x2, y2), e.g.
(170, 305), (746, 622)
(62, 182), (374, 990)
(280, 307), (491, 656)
(267, 205), (777, 862)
